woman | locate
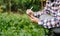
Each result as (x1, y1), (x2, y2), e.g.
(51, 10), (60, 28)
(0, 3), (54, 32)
(26, 0), (60, 36)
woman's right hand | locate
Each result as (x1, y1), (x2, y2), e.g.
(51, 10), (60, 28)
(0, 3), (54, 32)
(26, 9), (34, 16)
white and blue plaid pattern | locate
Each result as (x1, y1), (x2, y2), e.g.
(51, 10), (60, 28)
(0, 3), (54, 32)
(34, 0), (60, 29)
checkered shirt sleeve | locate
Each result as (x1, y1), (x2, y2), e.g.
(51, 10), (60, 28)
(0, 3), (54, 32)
(33, 1), (60, 29)
(38, 17), (60, 29)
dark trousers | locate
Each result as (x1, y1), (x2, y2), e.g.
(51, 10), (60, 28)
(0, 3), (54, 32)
(48, 28), (60, 36)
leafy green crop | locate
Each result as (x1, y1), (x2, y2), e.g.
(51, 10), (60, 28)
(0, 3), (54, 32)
(0, 12), (49, 36)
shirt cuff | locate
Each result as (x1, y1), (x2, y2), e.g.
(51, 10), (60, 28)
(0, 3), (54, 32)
(38, 20), (43, 25)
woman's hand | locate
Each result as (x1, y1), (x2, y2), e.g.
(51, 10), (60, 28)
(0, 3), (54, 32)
(26, 9), (40, 23)
(29, 15), (39, 23)
(26, 9), (34, 16)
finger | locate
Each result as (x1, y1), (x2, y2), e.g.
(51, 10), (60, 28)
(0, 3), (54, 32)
(27, 9), (33, 12)
(28, 16), (39, 23)
(30, 15), (37, 19)
(26, 10), (33, 15)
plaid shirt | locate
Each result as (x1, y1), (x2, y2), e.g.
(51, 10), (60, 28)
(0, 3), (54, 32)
(34, 0), (60, 29)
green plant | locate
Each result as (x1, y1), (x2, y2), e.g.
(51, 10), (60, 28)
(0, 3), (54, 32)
(0, 12), (49, 36)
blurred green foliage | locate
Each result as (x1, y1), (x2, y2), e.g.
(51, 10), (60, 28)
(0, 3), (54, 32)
(0, 0), (46, 13)
(0, 0), (48, 36)
(0, 12), (49, 36)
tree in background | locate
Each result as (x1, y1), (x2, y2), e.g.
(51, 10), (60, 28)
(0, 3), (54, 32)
(0, 0), (46, 13)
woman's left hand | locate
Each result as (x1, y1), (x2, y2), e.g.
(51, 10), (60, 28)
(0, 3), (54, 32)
(29, 15), (40, 23)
